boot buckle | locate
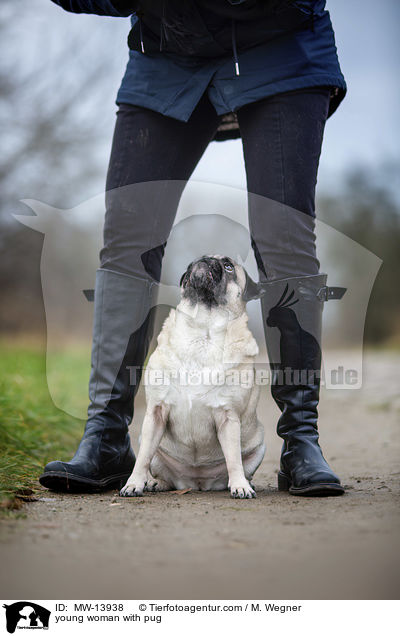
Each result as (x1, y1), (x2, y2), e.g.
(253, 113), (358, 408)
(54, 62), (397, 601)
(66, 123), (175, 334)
(317, 286), (347, 302)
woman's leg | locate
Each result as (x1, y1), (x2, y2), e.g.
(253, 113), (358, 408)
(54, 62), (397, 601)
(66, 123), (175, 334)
(237, 88), (344, 496)
(238, 87), (329, 281)
(39, 94), (221, 492)
(102, 93), (221, 280)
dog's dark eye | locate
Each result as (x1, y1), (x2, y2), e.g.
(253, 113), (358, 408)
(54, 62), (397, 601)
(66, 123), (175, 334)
(224, 263), (234, 273)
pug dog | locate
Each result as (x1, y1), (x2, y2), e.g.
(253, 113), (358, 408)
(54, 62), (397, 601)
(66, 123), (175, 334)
(120, 255), (265, 499)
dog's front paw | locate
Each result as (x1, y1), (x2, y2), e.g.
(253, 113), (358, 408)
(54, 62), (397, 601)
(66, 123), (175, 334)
(119, 478), (146, 497)
(230, 480), (256, 499)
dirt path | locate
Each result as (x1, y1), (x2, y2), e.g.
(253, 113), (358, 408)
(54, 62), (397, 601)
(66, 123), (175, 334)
(1, 352), (399, 600)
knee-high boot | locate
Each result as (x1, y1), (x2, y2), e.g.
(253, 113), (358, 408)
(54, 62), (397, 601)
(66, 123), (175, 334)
(260, 273), (346, 496)
(39, 268), (157, 492)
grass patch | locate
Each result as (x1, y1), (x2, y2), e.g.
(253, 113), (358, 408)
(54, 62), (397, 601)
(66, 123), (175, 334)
(0, 341), (85, 512)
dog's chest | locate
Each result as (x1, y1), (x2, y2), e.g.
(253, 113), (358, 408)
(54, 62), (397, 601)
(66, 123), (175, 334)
(177, 328), (227, 367)
(147, 314), (254, 409)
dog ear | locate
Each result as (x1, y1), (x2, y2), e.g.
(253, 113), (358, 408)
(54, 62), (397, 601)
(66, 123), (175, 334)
(242, 271), (265, 303)
(179, 272), (186, 288)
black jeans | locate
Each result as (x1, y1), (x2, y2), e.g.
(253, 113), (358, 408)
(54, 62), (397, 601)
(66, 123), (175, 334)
(100, 87), (330, 283)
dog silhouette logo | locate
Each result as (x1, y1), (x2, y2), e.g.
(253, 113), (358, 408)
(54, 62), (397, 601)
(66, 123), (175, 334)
(2, 602), (50, 633)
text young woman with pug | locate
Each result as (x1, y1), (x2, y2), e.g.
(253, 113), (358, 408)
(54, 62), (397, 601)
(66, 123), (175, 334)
(40, 1), (347, 497)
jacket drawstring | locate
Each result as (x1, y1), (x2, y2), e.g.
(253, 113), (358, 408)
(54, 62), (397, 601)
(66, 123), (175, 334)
(160, 0), (166, 52)
(231, 19), (240, 76)
(139, 18), (145, 52)
(137, 3), (145, 53)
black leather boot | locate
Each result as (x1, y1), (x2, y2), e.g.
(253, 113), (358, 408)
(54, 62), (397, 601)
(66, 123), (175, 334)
(260, 274), (346, 496)
(39, 269), (157, 492)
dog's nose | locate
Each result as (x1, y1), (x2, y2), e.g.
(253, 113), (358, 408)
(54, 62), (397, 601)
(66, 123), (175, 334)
(190, 256), (222, 287)
(192, 258), (223, 283)
(191, 261), (213, 283)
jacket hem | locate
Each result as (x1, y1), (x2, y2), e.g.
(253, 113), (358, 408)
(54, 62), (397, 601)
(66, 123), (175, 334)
(212, 74), (347, 119)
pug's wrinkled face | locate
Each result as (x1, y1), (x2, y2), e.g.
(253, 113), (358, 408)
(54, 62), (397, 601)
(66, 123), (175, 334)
(180, 255), (260, 313)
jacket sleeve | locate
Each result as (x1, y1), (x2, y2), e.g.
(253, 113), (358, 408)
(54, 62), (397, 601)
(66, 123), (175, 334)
(50, 1), (136, 17)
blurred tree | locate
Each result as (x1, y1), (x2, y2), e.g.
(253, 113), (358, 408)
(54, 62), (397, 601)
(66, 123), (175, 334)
(0, 0), (129, 335)
(318, 165), (400, 345)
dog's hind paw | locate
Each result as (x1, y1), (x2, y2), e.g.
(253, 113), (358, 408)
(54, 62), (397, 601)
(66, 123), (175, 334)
(230, 481), (256, 499)
(145, 477), (170, 492)
(119, 481), (145, 497)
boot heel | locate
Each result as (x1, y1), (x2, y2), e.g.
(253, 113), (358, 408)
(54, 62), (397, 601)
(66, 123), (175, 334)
(278, 471), (290, 491)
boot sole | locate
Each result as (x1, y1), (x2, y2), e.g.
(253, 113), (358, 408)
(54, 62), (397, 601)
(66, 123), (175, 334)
(39, 471), (131, 493)
(278, 471), (345, 497)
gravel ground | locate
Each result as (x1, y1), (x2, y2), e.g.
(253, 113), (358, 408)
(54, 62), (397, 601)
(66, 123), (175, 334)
(1, 351), (399, 600)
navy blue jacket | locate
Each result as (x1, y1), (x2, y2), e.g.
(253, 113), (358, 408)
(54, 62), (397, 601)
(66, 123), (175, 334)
(50, 1), (346, 141)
